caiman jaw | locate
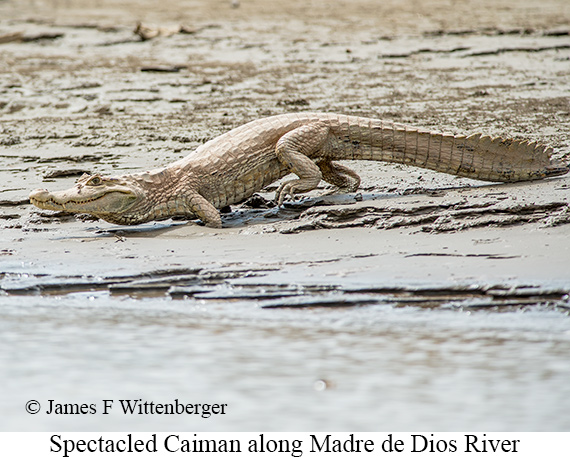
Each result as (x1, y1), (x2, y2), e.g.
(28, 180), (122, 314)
(29, 188), (137, 214)
(29, 172), (172, 225)
(29, 172), (141, 220)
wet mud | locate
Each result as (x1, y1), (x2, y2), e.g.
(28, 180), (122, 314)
(1, 0), (570, 431)
(1, 0), (569, 305)
(3, 264), (569, 311)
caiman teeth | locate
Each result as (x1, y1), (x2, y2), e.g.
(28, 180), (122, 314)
(30, 192), (112, 210)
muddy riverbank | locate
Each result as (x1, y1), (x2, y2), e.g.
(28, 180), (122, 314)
(1, 0), (570, 431)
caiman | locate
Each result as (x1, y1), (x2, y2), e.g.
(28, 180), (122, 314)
(29, 112), (568, 228)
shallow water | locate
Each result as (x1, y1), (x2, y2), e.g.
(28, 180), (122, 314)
(2, 220), (570, 431)
(2, 267), (570, 431)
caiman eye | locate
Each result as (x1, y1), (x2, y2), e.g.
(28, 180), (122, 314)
(87, 176), (103, 186)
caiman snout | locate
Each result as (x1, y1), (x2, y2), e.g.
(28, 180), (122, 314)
(29, 189), (50, 202)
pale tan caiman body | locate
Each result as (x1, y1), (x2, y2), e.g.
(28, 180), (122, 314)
(30, 112), (568, 228)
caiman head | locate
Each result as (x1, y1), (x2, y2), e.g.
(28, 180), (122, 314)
(29, 173), (147, 225)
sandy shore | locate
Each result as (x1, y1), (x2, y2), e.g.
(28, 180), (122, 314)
(1, 0), (569, 299)
(1, 0), (569, 431)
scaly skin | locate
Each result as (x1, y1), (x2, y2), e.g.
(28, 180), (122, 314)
(30, 112), (568, 228)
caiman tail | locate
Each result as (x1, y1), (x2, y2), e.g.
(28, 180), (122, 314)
(355, 120), (569, 182)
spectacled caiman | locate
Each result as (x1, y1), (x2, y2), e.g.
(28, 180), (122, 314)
(30, 112), (568, 228)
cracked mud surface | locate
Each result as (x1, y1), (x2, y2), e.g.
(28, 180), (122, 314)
(1, 0), (570, 432)
(1, 0), (569, 236)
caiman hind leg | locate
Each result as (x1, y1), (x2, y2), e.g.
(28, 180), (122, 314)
(275, 122), (330, 205)
(317, 160), (361, 194)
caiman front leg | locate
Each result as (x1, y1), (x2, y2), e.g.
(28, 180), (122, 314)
(275, 122), (330, 205)
(185, 192), (222, 228)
